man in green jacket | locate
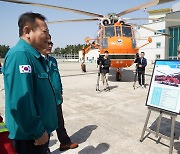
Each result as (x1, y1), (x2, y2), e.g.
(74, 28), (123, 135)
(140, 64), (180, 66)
(2, 12), (58, 154)
(41, 35), (78, 152)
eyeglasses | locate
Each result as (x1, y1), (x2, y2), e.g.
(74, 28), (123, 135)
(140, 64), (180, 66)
(48, 42), (53, 46)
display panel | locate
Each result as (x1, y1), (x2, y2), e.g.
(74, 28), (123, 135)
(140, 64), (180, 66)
(146, 60), (180, 114)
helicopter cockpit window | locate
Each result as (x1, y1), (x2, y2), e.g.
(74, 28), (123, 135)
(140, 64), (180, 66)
(122, 26), (132, 37)
(105, 26), (115, 37)
(116, 26), (121, 36)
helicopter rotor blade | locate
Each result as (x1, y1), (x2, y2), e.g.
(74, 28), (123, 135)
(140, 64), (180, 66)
(0, 0), (104, 18)
(140, 25), (173, 38)
(116, 0), (176, 17)
(124, 17), (180, 23)
(47, 18), (99, 24)
(132, 23), (173, 38)
(136, 35), (170, 39)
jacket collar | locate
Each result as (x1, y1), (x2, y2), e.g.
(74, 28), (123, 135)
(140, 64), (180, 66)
(18, 38), (41, 59)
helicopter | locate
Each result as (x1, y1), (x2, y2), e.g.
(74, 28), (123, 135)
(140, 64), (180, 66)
(155, 70), (180, 87)
(81, 19), (153, 81)
(1, 0), (179, 81)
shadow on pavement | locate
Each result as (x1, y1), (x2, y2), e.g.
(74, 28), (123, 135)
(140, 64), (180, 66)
(51, 125), (98, 153)
(61, 72), (97, 78)
(149, 117), (180, 140)
(108, 68), (135, 82)
(108, 67), (152, 83)
(174, 142), (180, 154)
(108, 85), (118, 90)
(70, 125), (98, 144)
(142, 117), (180, 150)
(49, 139), (58, 147)
(78, 143), (110, 154)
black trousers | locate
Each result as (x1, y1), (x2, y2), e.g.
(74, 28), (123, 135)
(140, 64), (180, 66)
(12, 139), (49, 154)
(56, 105), (71, 145)
(138, 70), (145, 85)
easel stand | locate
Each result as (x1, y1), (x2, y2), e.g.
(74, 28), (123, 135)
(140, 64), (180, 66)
(140, 107), (177, 154)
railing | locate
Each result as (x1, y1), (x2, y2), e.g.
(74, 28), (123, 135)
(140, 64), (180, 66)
(50, 54), (79, 62)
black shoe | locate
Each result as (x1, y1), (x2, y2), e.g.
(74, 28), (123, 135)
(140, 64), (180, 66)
(47, 148), (51, 154)
(59, 142), (78, 151)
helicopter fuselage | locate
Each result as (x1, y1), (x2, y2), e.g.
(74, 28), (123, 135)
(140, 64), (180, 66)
(99, 22), (138, 68)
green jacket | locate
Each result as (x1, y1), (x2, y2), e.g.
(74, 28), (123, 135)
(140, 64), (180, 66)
(2, 39), (58, 140)
(42, 56), (63, 105)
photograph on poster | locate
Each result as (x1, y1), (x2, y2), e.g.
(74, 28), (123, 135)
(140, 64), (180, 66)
(146, 60), (180, 114)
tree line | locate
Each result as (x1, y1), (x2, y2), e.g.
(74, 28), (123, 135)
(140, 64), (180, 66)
(0, 45), (10, 58)
(53, 44), (88, 55)
(0, 44), (88, 58)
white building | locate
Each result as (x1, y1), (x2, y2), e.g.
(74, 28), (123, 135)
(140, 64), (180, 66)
(79, 49), (100, 63)
(136, 8), (171, 64)
(136, 1), (180, 63)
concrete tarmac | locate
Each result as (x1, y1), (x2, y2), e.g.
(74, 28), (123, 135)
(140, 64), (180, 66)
(1, 62), (180, 154)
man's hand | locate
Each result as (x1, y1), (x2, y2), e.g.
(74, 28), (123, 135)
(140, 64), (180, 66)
(139, 64), (142, 67)
(34, 131), (49, 146)
(101, 65), (104, 68)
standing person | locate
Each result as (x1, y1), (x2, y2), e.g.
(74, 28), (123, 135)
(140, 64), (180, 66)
(40, 35), (78, 151)
(133, 53), (140, 88)
(136, 52), (147, 88)
(97, 50), (111, 91)
(2, 12), (58, 154)
(134, 53), (140, 75)
(134, 53), (140, 64)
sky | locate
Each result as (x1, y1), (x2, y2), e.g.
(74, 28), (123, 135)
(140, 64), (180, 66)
(0, 0), (178, 49)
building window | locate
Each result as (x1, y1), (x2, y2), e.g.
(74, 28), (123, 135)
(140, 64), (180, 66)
(156, 54), (160, 59)
(156, 42), (161, 48)
(169, 26), (180, 59)
(154, 29), (165, 35)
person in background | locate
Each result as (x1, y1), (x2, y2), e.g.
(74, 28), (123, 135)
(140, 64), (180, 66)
(134, 53), (140, 64)
(97, 50), (111, 91)
(0, 115), (16, 154)
(40, 35), (78, 152)
(133, 53), (140, 86)
(136, 52), (147, 88)
(2, 12), (58, 154)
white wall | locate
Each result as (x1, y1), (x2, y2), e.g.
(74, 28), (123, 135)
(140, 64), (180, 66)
(136, 19), (166, 64)
(149, 14), (166, 23)
(136, 21), (166, 63)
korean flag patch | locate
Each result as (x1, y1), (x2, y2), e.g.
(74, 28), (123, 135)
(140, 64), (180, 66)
(53, 63), (56, 66)
(19, 65), (32, 73)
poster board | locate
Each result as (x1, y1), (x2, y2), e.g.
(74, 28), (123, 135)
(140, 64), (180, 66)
(146, 60), (180, 114)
